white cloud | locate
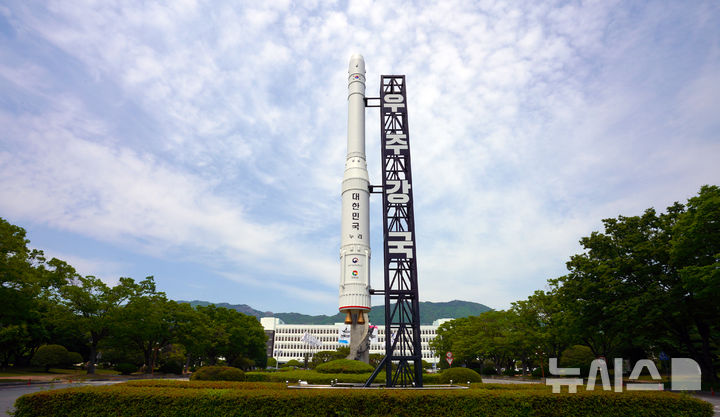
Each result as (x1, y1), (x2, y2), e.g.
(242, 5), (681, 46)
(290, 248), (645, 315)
(0, 98), (335, 290)
(1, 1), (718, 312)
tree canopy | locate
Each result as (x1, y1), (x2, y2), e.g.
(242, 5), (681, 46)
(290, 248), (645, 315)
(0, 218), (267, 373)
(432, 185), (720, 383)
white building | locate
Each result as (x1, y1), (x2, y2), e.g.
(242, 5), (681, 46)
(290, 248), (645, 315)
(260, 317), (452, 364)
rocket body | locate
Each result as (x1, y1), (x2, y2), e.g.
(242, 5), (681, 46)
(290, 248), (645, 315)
(339, 54), (371, 314)
(339, 54), (371, 361)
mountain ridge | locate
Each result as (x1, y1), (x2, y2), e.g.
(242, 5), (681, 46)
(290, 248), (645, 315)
(177, 299), (492, 325)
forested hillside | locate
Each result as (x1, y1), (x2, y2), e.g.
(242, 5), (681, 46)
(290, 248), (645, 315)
(180, 299), (492, 325)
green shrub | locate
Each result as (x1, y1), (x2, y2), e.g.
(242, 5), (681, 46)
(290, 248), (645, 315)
(66, 352), (83, 366)
(31, 345), (82, 371)
(231, 356), (255, 371)
(422, 373), (440, 384)
(266, 357), (277, 368)
(243, 369), (439, 385)
(246, 372), (271, 382)
(315, 359), (374, 374)
(115, 363), (136, 375)
(99, 348), (143, 369)
(250, 369), (368, 383)
(438, 367), (482, 383)
(190, 366), (245, 381)
(560, 345), (595, 376)
(281, 359), (302, 368)
(123, 380), (285, 390)
(14, 383), (713, 417)
(311, 348), (350, 368)
(158, 358), (184, 375)
(481, 366), (498, 375)
(531, 367), (544, 378)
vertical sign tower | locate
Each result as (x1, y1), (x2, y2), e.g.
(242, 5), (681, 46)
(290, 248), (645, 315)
(377, 75), (422, 387)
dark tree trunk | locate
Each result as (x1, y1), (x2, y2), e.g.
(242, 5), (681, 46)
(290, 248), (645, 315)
(695, 320), (717, 384)
(87, 344), (97, 374)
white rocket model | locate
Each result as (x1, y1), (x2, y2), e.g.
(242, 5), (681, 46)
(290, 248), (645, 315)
(339, 54), (371, 362)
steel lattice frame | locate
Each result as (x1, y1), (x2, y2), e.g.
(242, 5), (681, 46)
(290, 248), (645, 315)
(365, 75), (422, 388)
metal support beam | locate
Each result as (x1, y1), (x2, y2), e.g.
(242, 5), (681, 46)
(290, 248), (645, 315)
(365, 75), (423, 388)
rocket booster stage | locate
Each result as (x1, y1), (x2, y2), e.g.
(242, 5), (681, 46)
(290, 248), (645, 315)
(339, 54), (371, 361)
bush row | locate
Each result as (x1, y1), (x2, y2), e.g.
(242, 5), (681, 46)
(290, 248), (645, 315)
(190, 366), (245, 381)
(245, 370), (441, 384)
(15, 383), (712, 416)
(438, 367), (482, 383)
(122, 380), (286, 390)
(119, 380), (541, 391)
(314, 359), (374, 374)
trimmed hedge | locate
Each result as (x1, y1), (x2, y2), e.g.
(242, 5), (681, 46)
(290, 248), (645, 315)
(191, 366), (245, 381)
(31, 345), (82, 371)
(123, 380), (286, 390)
(315, 359), (374, 374)
(245, 370), (441, 384)
(15, 383), (712, 417)
(438, 367), (482, 384)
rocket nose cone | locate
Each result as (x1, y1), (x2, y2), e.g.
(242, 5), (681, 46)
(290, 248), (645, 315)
(349, 54), (366, 74)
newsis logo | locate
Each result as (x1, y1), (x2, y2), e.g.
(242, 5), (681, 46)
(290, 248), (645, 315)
(546, 357), (702, 393)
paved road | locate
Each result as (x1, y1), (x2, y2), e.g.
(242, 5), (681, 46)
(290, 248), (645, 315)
(482, 377), (541, 384)
(0, 381), (122, 417)
(693, 393), (720, 416)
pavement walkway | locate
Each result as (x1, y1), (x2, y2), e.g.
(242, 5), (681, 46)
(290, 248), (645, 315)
(693, 392), (720, 416)
(0, 380), (123, 417)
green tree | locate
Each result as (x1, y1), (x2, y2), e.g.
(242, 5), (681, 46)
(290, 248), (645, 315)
(429, 318), (460, 369)
(511, 289), (573, 376)
(550, 207), (673, 359)
(194, 305), (267, 368)
(110, 291), (184, 371)
(548, 185), (720, 383)
(60, 275), (153, 374)
(559, 345), (595, 376)
(430, 311), (521, 373)
(171, 302), (208, 371)
(668, 185), (720, 383)
(0, 218), (75, 368)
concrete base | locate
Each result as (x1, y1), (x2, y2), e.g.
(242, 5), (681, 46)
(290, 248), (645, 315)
(346, 311), (370, 363)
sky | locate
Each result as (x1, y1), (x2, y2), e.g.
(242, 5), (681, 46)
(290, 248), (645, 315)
(1, 1), (719, 315)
